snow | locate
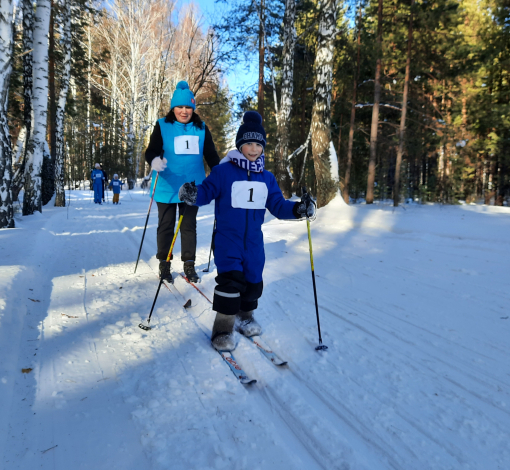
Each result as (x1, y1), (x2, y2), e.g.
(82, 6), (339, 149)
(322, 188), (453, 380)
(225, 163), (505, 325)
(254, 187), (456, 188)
(1, 189), (510, 469)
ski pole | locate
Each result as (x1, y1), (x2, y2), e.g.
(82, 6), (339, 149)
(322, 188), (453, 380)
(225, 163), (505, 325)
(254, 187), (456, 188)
(139, 211), (184, 331)
(202, 219), (216, 272)
(302, 187), (327, 351)
(134, 151), (164, 274)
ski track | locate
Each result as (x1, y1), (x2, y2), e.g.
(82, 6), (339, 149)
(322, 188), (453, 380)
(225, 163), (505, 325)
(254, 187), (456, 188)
(1, 192), (510, 469)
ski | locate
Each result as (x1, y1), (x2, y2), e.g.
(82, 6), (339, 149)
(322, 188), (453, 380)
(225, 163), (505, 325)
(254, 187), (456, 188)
(178, 273), (213, 304)
(245, 335), (288, 367)
(217, 350), (256, 385)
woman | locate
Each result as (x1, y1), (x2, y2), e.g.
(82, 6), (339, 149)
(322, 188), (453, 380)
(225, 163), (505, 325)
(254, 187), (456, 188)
(144, 81), (220, 283)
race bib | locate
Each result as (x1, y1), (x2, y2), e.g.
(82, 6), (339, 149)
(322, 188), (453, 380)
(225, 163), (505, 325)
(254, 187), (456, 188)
(95, 173), (102, 179)
(231, 181), (267, 209)
(113, 181), (119, 186)
(174, 135), (199, 154)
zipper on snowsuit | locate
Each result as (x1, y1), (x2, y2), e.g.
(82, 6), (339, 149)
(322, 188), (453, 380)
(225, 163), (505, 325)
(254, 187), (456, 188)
(244, 170), (251, 250)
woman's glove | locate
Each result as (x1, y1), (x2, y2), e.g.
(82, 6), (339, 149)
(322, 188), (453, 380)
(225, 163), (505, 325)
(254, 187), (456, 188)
(151, 156), (167, 172)
(178, 182), (198, 206)
(297, 192), (316, 218)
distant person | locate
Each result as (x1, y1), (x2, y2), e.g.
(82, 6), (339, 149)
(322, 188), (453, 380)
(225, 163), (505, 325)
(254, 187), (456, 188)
(100, 164), (108, 202)
(144, 80), (220, 284)
(178, 111), (315, 351)
(91, 163), (104, 204)
(109, 174), (124, 204)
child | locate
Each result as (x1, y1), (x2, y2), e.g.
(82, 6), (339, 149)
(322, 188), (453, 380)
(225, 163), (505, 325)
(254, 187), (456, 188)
(179, 111), (315, 351)
(91, 163), (104, 204)
(108, 174), (124, 204)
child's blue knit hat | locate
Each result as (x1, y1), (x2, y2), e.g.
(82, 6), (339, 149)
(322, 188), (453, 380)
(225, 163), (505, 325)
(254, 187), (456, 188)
(170, 81), (196, 110)
(236, 111), (266, 150)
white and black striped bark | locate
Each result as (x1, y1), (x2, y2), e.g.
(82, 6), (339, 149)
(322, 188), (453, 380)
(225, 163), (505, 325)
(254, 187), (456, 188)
(12, 0), (34, 193)
(274, 0), (296, 198)
(54, 0), (72, 207)
(23, 0), (51, 215)
(310, 0), (339, 208)
(0, 0), (15, 228)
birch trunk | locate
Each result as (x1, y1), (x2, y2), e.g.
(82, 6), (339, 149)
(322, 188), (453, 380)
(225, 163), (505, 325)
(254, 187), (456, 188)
(12, 0), (34, 194)
(393, 0), (414, 207)
(310, 0), (339, 208)
(343, 3), (362, 204)
(274, 0), (296, 198)
(55, 0), (72, 207)
(366, 0), (383, 204)
(23, 0), (51, 215)
(0, 0), (15, 228)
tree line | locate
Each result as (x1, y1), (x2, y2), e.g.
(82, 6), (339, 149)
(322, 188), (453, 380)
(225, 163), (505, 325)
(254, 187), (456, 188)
(1, 0), (509, 229)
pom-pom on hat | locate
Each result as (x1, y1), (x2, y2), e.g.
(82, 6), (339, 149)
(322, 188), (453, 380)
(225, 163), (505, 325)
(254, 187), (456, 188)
(235, 111), (267, 150)
(170, 81), (196, 110)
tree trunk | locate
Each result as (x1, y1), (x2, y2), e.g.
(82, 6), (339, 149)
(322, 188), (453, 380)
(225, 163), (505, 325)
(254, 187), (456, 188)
(393, 0), (414, 207)
(12, 0), (34, 195)
(274, 0), (296, 198)
(310, 0), (338, 207)
(366, 0), (383, 204)
(257, 0), (265, 120)
(43, 0), (56, 205)
(55, 0), (72, 207)
(343, 2), (362, 204)
(0, 0), (15, 228)
(23, 0), (51, 215)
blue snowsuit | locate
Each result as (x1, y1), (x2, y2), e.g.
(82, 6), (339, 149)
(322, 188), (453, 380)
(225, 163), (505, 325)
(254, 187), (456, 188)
(195, 158), (300, 315)
(91, 169), (104, 203)
(109, 179), (124, 194)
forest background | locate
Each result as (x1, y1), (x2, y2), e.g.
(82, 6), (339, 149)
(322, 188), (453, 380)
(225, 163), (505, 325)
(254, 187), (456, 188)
(0, 0), (509, 229)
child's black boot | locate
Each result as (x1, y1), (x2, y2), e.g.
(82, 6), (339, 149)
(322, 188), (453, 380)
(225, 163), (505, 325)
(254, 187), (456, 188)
(159, 261), (173, 283)
(183, 261), (200, 283)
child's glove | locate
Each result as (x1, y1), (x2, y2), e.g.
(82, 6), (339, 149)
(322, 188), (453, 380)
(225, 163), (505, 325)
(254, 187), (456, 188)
(151, 156), (167, 172)
(297, 192), (316, 218)
(178, 182), (198, 206)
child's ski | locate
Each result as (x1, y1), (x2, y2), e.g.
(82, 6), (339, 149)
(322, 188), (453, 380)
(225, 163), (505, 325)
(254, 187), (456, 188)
(245, 335), (288, 367)
(217, 350), (256, 385)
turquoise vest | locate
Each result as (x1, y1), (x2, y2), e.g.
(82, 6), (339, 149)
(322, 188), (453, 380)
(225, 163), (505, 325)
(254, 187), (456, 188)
(151, 118), (206, 203)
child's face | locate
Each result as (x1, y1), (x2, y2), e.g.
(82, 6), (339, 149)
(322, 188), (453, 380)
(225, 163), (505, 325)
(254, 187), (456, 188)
(241, 143), (263, 162)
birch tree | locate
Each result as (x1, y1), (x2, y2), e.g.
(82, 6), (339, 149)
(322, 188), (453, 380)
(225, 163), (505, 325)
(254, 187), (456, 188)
(310, 0), (339, 207)
(12, 0), (34, 193)
(274, 0), (296, 198)
(0, 0), (15, 228)
(54, 0), (72, 207)
(365, 0), (383, 204)
(23, 0), (51, 215)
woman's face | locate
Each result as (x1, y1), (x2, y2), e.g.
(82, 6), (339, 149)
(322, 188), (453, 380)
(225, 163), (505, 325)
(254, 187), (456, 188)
(173, 106), (194, 124)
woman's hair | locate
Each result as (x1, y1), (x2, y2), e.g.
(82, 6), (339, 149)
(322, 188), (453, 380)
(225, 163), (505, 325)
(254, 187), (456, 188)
(165, 109), (204, 129)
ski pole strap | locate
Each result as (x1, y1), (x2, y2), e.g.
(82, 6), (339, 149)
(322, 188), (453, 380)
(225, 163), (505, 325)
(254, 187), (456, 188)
(165, 214), (184, 262)
(306, 219), (314, 272)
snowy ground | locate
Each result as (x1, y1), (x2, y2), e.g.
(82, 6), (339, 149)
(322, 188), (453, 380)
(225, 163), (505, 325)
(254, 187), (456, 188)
(1, 188), (510, 470)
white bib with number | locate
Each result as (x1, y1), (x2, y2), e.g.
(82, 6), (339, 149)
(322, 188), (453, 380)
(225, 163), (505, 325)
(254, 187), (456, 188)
(174, 135), (199, 154)
(95, 173), (102, 179)
(231, 181), (268, 209)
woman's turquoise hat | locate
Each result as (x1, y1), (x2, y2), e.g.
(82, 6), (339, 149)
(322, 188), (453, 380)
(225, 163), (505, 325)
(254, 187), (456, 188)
(170, 81), (196, 110)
